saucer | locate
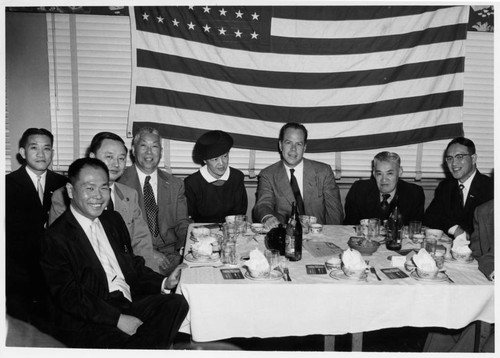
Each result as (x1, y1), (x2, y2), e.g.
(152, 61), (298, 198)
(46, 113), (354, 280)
(184, 252), (220, 263)
(329, 270), (367, 282)
(410, 271), (448, 282)
(244, 270), (283, 281)
(445, 256), (474, 264)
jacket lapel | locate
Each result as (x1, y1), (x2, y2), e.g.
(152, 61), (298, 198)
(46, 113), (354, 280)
(277, 162), (295, 207)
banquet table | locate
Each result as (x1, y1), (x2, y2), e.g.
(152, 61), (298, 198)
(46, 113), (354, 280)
(177, 224), (494, 351)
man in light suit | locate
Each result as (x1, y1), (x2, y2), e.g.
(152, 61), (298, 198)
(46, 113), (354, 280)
(424, 137), (493, 239)
(42, 158), (188, 348)
(470, 199), (494, 281)
(254, 122), (343, 229)
(118, 127), (191, 276)
(6, 128), (67, 323)
(49, 132), (157, 272)
(344, 151), (425, 225)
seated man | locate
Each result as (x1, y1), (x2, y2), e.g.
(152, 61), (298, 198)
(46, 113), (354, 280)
(6, 128), (67, 323)
(470, 199), (494, 281)
(41, 158), (188, 348)
(253, 122), (343, 229)
(118, 127), (192, 275)
(49, 132), (157, 272)
(344, 151), (425, 225)
(424, 137), (493, 239)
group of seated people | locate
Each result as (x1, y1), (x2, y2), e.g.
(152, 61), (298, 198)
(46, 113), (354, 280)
(5, 122), (494, 349)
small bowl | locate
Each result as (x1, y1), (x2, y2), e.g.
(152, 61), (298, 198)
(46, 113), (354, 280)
(425, 228), (443, 240)
(416, 267), (438, 279)
(325, 257), (341, 270)
(451, 249), (472, 262)
(246, 267), (270, 278)
(251, 223), (267, 235)
(310, 223), (323, 234)
(347, 237), (380, 256)
(342, 264), (368, 280)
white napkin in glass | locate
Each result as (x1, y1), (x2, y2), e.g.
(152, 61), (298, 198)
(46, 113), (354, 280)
(342, 248), (366, 270)
(246, 248), (269, 272)
(413, 248), (437, 271)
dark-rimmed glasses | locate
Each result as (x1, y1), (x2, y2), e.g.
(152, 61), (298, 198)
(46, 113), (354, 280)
(445, 154), (471, 163)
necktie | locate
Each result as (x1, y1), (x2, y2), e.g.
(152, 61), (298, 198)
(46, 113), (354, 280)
(106, 187), (114, 211)
(459, 184), (465, 207)
(37, 176), (44, 204)
(289, 169), (305, 215)
(90, 221), (131, 301)
(380, 194), (391, 220)
(144, 175), (160, 237)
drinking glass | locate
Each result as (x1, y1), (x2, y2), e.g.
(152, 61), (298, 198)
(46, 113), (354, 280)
(221, 241), (237, 265)
(299, 215), (310, 234)
(367, 218), (380, 240)
(222, 223), (238, 242)
(424, 237), (437, 256)
(265, 249), (280, 271)
(234, 215), (247, 234)
(409, 221), (422, 243)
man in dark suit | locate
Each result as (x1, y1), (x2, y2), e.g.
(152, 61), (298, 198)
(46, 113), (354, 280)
(6, 128), (67, 323)
(253, 122), (343, 229)
(424, 137), (493, 239)
(470, 199), (494, 280)
(118, 127), (191, 276)
(344, 151), (425, 225)
(41, 158), (188, 348)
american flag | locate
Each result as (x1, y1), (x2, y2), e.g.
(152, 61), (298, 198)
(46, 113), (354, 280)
(127, 5), (469, 152)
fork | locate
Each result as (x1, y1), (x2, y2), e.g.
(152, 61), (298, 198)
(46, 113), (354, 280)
(440, 270), (455, 284)
(366, 260), (381, 281)
(283, 267), (292, 281)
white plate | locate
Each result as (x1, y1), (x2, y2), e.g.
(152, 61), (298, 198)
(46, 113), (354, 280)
(329, 269), (368, 282)
(410, 271), (448, 282)
(244, 270), (283, 281)
(184, 252), (220, 263)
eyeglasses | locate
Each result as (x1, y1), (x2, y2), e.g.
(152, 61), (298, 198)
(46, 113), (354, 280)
(445, 154), (471, 163)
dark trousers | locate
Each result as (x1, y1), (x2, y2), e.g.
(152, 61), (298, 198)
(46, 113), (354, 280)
(58, 293), (189, 349)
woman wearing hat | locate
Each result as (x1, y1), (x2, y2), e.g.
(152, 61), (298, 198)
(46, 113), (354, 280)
(184, 130), (248, 223)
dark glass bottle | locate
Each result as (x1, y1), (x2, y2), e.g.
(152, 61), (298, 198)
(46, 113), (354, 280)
(285, 202), (303, 261)
(386, 205), (403, 251)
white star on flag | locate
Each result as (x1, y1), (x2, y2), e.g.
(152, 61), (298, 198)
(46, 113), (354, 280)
(251, 12), (260, 20)
(157, 16), (164, 23)
(219, 8), (227, 16)
(250, 31), (258, 39)
(142, 13), (149, 21)
(203, 24), (211, 32)
(172, 18), (179, 26)
(188, 22), (196, 30)
(219, 27), (227, 35)
(234, 29), (242, 38)
(235, 10), (243, 18)
(203, 6), (211, 13)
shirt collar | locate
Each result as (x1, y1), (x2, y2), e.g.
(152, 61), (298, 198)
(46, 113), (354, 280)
(283, 159), (304, 173)
(70, 205), (97, 237)
(135, 165), (158, 186)
(459, 169), (476, 190)
(200, 165), (230, 183)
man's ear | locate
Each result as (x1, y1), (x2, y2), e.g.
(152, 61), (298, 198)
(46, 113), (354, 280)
(66, 182), (74, 200)
(399, 166), (404, 177)
(19, 147), (26, 160)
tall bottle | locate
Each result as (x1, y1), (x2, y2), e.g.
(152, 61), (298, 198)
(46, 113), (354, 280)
(285, 202), (303, 261)
(386, 205), (403, 251)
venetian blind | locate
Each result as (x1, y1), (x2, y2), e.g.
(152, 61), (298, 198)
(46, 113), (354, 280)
(47, 14), (494, 179)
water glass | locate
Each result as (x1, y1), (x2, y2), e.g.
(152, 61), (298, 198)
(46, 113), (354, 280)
(221, 241), (237, 265)
(409, 221), (422, 243)
(424, 237), (437, 255)
(222, 222), (238, 242)
(299, 215), (310, 234)
(367, 218), (380, 240)
(264, 249), (280, 271)
(234, 215), (247, 233)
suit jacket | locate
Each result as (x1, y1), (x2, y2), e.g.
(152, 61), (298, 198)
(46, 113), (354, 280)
(6, 166), (67, 292)
(49, 182), (157, 272)
(118, 165), (191, 253)
(469, 199), (494, 279)
(424, 170), (493, 234)
(253, 158), (344, 225)
(343, 178), (425, 225)
(41, 209), (165, 329)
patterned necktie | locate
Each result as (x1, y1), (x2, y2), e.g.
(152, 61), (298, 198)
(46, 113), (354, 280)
(37, 175), (44, 204)
(380, 193), (391, 220)
(289, 169), (305, 216)
(90, 221), (131, 302)
(106, 187), (114, 211)
(144, 175), (160, 237)
(459, 184), (465, 207)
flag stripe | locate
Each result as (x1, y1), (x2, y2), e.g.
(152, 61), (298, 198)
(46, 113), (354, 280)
(133, 121), (463, 153)
(137, 49), (464, 90)
(132, 105), (463, 141)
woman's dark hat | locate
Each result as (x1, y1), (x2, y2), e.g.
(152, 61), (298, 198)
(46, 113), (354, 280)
(194, 130), (233, 160)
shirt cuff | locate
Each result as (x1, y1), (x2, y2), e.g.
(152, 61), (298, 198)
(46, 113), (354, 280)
(261, 214), (274, 224)
(448, 225), (459, 236)
(161, 277), (170, 294)
(489, 271), (495, 281)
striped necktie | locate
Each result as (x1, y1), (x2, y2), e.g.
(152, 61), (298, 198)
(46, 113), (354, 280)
(144, 175), (160, 237)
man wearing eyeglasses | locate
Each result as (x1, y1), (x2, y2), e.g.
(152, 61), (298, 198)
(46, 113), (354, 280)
(424, 137), (493, 239)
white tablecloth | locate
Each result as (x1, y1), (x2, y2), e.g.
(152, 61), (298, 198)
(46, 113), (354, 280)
(177, 225), (494, 342)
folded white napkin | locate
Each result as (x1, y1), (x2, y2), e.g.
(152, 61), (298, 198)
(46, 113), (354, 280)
(452, 233), (471, 252)
(342, 248), (366, 270)
(413, 248), (437, 272)
(246, 248), (269, 272)
(192, 227), (210, 238)
(192, 240), (214, 256)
